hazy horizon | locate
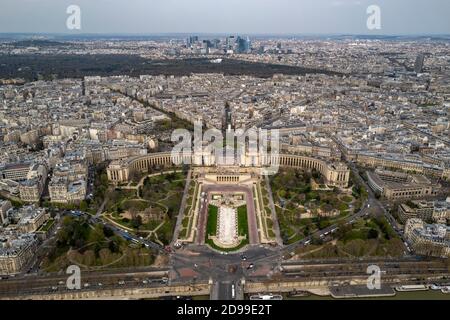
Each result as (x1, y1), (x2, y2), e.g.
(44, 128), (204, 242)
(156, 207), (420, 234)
(1, 0), (449, 35)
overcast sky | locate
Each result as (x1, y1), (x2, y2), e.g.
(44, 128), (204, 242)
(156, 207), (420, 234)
(1, 0), (449, 35)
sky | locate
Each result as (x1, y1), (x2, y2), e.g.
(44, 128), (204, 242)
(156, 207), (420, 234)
(0, 0), (449, 35)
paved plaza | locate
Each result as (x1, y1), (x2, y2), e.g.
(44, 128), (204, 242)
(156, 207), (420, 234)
(217, 206), (238, 246)
(196, 185), (259, 246)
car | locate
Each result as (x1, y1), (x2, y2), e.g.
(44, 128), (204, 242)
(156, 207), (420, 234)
(84, 283), (90, 288)
(142, 280), (148, 284)
(247, 263), (254, 270)
(174, 242), (182, 249)
(51, 286), (58, 291)
(98, 283), (103, 287)
(240, 255), (247, 261)
(430, 284), (441, 290)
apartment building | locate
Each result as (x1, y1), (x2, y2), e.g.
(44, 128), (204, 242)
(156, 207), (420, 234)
(398, 200), (450, 224)
(367, 169), (439, 201)
(0, 232), (38, 275)
(404, 218), (450, 258)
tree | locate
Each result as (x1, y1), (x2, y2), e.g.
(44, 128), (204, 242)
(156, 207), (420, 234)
(344, 239), (366, 257)
(131, 215), (143, 229)
(108, 238), (121, 253)
(311, 169), (321, 179)
(368, 228), (379, 239)
(79, 200), (88, 212)
(82, 250), (96, 266)
(130, 170), (142, 183)
(88, 224), (106, 247)
(311, 235), (323, 246)
(103, 225), (114, 238)
(128, 207), (138, 219)
(318, 218), (331, 230)
(99, 248), (113, 265)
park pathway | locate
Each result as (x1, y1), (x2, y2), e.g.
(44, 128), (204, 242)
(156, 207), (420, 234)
(171, 169), (192, 245)
(265, 176), (283, 246)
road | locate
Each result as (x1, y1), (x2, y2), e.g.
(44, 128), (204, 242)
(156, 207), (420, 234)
(0, 267), (170, 297)
(2, 255), (448, 299)
(167, 161), (412, 296)
(210, 280), (244, 300)
(172, 169), (192, 245)
(170, 244), (275, 283)
(23, 217), (63, 275)
(264, 175), (283, 246)
(198, 159), (411, 274)
(66, 210), (164, 252)
(271, 160), (406, 260)
(275, 257), (449, 284)
(0, 157), (420, 299)
(346, 161), (404, 240)
(330, 135), (404, 231)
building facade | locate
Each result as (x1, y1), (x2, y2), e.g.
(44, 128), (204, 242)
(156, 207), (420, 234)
(0, 233), (38, 275)
(367, 169), (439, 201)
(106, 152), (350, 187)
(404, 218), (450, 258)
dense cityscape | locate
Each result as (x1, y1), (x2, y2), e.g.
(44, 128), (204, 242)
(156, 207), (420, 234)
(0, 1), (449, 307)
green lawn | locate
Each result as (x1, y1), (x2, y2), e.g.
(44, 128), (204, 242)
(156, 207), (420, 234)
(206, 205), (218, 238)
(122, 199), (149, 212)
(271, 168), (365, 245)
(42, 216), (155, 272)
(205, 204), (249, 252)
(182, 217), (189, 228)
(237, 205), (248, 237)
(206, 237), (249, 252)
